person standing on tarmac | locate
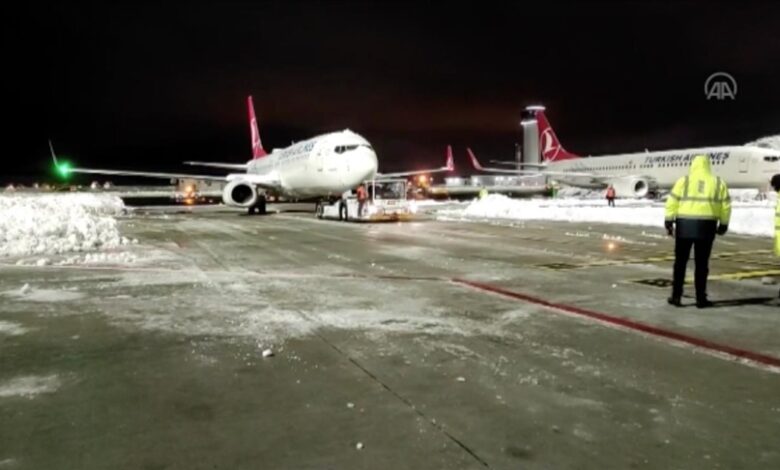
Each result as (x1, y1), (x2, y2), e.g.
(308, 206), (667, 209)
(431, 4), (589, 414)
(771, 174), (780, 299)
(356, 183), (368, 217)
(606, 184), (616, 207)
(664, 155), (731, 308)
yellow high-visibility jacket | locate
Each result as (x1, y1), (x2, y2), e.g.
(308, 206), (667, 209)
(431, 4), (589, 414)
(775, 191), (779, 256)
(665, 155), (731, 225)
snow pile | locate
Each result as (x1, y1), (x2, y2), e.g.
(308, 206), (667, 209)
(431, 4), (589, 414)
(441, 194), (775, 237)
(0, 194), (127, 257)
(746, 134), (780, 150)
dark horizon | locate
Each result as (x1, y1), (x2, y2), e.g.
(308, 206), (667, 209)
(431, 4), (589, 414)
(5, 1), (780, 184)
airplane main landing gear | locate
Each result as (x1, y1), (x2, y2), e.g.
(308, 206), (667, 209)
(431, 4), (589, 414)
(247, 196), (267, 215)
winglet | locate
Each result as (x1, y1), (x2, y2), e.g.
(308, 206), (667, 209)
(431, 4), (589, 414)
(467, 148), (484, 171)
(48, 140), (59, 165)
(247, 95), (267, 159)
(445, 145), (454, 171)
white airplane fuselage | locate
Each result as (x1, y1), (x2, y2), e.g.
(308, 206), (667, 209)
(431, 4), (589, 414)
(545, 145), (779, 193)
(235, 129), (378, 198)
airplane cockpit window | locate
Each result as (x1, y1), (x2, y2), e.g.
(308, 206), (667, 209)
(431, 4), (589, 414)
(334, 144), (361, 154)
(763, 155), (779, 162)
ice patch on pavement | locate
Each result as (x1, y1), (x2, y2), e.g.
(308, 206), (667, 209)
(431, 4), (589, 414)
(0, 320), (28, 336)
(0, 193), (127, 257)
(438, 194), (776, 237)
(0, 375), (61, 398)
(93, 274), (536, 346)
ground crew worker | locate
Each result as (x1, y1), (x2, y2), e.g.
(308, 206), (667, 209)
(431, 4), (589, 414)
(479, 187), (488, 199)
(771, 174), (780, 299)
(356, 184), (368, 217)
(606, 184), (616, 207)
(664, 155), (731, 308)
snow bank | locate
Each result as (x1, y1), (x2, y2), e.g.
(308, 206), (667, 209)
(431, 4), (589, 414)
(0, 194), (127, 257)
(441, 194), (775, 237)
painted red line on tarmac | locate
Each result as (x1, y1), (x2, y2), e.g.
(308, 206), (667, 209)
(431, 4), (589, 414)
(452, 278), (780, 370)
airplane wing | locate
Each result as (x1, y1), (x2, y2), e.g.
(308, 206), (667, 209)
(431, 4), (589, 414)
(468, 148), (595, 177)
(49, 141), (281, 190)
(489, 160), (547, 169)
(375, 145), (455, 179)
(183, 161), (249, 171)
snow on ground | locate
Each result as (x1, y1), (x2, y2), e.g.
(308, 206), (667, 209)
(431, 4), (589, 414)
(3, 287), (86, 303)
(0, 320), (28, 336)
(0, 375), (61, 399)
(438, 194), (776, 237)
(0, 194), (129, 257)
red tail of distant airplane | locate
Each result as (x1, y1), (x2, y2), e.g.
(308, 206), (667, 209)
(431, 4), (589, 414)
(247, 95), (268, 159)
(536, 110), (579, 162)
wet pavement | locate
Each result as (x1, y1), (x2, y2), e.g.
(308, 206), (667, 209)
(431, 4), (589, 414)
(1, 205), (779, 469)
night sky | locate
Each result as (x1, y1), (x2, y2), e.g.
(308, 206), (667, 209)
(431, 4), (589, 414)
(5, 1), (780, 183)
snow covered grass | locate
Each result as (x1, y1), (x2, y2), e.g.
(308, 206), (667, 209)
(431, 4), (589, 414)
(439, 194), (776, 237)
(0, 194), (128, 257)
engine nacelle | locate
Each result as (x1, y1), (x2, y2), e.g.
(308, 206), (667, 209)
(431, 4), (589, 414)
(222, 180), (258, 207)
(611, 176), (658, 198)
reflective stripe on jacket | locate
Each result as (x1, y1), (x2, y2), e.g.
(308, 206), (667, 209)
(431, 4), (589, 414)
(664, 155), (731, 225)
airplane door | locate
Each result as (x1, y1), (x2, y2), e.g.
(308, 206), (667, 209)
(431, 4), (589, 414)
(315, 148), (324, 172)
(738, 154), (749, 173)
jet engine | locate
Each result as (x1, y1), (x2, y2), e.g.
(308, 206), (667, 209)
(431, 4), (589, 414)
(222, 180), (258, 207)
(611, 176), (658, 198)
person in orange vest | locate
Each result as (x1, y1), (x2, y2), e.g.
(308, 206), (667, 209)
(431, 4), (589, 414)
(606, 184), (616, 207)
(356, 184), (368, 217)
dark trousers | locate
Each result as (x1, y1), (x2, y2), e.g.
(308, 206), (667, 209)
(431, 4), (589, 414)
(607, 197), (615, 207)
(672, 236), (715, 300)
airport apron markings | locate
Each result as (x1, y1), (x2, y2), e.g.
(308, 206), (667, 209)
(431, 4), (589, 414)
(536, 249), (774, 270)
(453, 278), (780, 371)
(630, 269), (780, 289)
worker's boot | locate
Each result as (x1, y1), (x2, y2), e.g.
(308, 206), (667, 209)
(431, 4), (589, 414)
(696, 296), (714, 309)
(667, 296), (682, 307)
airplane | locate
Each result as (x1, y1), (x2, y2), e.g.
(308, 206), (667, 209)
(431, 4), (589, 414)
(51, 96), (454, 214)
(468, 106), (780, 197)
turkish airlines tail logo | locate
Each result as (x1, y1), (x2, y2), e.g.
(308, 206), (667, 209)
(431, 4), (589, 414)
(247, 95), (267, 159)
(536, 111), (578, 162)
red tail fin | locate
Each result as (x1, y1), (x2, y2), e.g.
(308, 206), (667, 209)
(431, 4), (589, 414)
(536, 110), (579, 162)
(466, 148), (485, 171)
(445, 145), (454, 171)
(247, 95), (267, 159)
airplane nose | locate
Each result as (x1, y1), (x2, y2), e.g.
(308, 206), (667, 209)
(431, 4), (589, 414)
(354, 148), (378, 180)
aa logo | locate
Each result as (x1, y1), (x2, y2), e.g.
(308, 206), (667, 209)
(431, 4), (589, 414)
(704, 72), (737, 101)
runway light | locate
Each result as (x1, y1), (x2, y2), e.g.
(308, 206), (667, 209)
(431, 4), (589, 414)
(418, 175), (428, 184)
(606, 242), (617, 252)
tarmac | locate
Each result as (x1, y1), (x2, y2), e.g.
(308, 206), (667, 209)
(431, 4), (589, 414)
(1, 204), (779, 469)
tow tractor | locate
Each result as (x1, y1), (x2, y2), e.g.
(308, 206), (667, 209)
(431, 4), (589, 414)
(317, 178), (418, 222)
